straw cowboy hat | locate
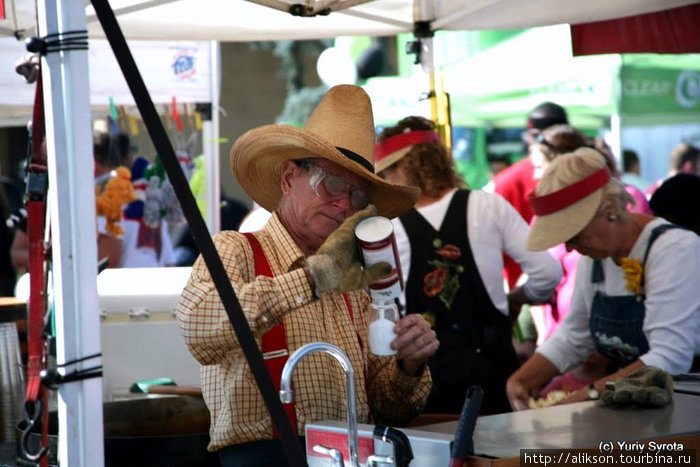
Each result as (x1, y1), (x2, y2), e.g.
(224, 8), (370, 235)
(527, 148), (611, 251)
(230, 85), (420, 219)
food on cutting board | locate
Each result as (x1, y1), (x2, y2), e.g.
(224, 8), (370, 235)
(529, 390), (571, 408)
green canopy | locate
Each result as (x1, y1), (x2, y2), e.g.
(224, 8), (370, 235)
(367, 26), (700, 129)
(364, 26), (700, 188)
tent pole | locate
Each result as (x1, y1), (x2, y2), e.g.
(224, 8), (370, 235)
(416, 28), (451, 152)
(413, 0), (451, 150)
(610, 55), (623, 169)
(203, 40), (221, 233)
(610, 113), (622, 169)
(36, 0), (104, 465)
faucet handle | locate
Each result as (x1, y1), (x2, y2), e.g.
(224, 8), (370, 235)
(312, 444), (344, 467)
(279, 389), (294, 404)
(367, 453), (395, 466)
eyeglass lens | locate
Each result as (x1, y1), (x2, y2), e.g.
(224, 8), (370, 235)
(310, 167), (371, 210)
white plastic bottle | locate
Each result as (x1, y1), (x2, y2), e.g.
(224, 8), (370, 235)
(368, 301), (399, 356)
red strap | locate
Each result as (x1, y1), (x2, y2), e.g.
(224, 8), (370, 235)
(25, 200), (46, 402)
(242, 232), (298, 437)
(26, 66), (48, 404)
(26, 64), (50, 467)
(30, 68), (46, 168)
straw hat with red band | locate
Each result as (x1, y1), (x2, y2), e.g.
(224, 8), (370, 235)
(527, 148), (611, 251)
(230, 85), (419, 219)
(374, 130), (441, 174)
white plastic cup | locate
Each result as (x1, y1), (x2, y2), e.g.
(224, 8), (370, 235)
(368, 302), (399, 356)
(354, 216), (404, 302)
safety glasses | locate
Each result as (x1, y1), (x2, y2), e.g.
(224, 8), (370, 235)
(308, 164), (372, 210)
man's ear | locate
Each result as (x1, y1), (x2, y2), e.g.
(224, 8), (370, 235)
(280, 160), (299, 195)
(603, 200), (616, 218)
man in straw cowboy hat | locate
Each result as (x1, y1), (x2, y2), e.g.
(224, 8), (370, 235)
(176, 85), (438, 465)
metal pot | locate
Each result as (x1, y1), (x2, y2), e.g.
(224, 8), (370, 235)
(16, 395), (219, 467)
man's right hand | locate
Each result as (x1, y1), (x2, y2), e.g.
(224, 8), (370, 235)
(307, 205), (391, 294)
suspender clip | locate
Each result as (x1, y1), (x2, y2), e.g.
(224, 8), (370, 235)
(263, 349), (289, 360)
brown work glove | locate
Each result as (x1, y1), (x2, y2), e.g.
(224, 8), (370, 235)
(307, 205), (392, 295)
(601, 366), (673, 407)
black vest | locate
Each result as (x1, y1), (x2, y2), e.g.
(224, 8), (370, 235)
(399, 189), (519, 414)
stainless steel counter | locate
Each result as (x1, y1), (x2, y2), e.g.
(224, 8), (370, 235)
(418, 392), (700, 459)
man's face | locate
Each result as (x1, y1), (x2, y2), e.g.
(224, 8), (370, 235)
(279, 158), (371, 253)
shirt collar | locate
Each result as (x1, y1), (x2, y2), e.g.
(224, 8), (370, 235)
(628, 217), (669, 261)
(266, 212), (307, 272)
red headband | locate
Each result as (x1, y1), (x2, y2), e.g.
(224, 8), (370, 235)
(529, 168), (611, 216)
(375, 130), (440, 163)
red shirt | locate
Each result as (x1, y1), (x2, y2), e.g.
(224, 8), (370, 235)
(492, 158), (538, 288)
(493, 158), (538, 224)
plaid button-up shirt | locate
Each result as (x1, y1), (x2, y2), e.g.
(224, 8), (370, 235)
(176, 213), (431, 451)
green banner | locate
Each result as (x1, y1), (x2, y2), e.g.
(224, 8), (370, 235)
(621, 67), (700, 115)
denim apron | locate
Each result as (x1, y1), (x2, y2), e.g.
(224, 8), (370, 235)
(589, 224), (680, 369)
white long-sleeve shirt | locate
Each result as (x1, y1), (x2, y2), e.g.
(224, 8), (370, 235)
(537, 218), (700, 375)
(392, 188), (562, 316)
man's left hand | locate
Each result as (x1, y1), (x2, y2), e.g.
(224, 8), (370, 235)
(391, 314), (439, 376)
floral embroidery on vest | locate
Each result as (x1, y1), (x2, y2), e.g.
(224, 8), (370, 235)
(422, 238), (464, 311)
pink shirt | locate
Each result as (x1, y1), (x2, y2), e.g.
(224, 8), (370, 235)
(626, 184), (652, 215)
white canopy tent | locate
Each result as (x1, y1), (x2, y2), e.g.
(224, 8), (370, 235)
(2, 0), (698, 465)
(3, 0), (698, 41)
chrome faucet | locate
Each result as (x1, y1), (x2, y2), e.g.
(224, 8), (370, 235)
(280, 342), (359, 467)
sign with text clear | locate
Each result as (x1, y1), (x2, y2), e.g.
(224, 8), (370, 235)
(621, 66), (700, 115)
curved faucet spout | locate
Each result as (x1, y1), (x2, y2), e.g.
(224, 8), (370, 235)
(280, 342), (359, 467)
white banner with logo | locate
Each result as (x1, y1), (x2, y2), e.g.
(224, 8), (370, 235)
(0, 38), (212, 125)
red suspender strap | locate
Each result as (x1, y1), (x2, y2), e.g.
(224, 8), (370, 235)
(242, 232), (298, 437)
(341, 293), (372, 424)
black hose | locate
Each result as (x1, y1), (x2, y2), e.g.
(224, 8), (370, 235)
(373, 425), (414, 467)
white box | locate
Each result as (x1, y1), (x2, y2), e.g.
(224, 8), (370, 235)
(97, 267), (201, 397)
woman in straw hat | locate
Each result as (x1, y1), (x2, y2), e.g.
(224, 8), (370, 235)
(375, 116), (561, 415)
(506, 147), (700, 410)
(533, 131), (656, 400)
(176, 85), (438, 465)
(524, 124), (590, 343)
